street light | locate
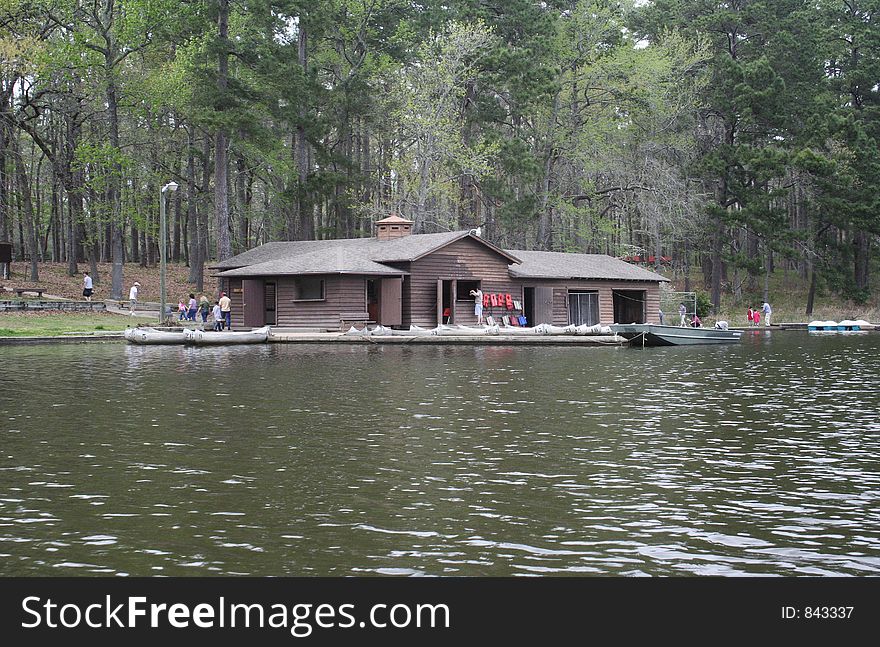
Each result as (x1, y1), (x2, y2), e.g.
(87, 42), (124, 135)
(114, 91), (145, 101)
(159, 181), (179, 323)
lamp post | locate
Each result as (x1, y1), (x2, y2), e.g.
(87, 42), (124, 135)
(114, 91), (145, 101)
(159, 181), (179, 323)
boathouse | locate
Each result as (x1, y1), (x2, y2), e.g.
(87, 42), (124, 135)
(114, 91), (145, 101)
(212, 215), (668, 330)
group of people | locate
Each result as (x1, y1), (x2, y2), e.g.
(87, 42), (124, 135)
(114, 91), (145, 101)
(670, 299), (772, 328)
(178, 292), (232, 330)
(178, 293), (209, 322)
(747, 302), (772, 327)
(83, 273), (233, 327)
(677, 303), (701, 327)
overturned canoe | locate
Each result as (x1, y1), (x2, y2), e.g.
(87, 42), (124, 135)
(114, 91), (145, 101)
(435, 324), (500, 336)
(124, 327), (187, 345)
(184, 325), (270, 345)
(390, 325), (436, 336)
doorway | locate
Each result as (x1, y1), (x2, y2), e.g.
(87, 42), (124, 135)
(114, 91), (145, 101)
(436, 279), (455, 325)
(368, 277), (403, 326)
(264, 282), (277, 325)
(612, 289), (646, 323)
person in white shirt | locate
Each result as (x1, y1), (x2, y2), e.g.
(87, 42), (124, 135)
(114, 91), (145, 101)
(129, 282), (140, 314)
(470, 288), (484, 325)
(82, 272), (93, 301)
(762, 301), (772, 327)
(212, 302), (222, 331)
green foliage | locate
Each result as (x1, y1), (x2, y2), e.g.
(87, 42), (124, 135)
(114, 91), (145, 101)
(695, 291), (713, 319)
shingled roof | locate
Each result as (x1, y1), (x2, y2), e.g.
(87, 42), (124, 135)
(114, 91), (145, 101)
(507, 250), (669, 282)
(214, 231), (669, 283)
(215, 231), (518, 277)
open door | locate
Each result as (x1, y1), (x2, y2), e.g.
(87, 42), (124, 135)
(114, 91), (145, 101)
(379, 277), (402, 326)
(436, 279), (453, 325)
(242, 279), (265, 328)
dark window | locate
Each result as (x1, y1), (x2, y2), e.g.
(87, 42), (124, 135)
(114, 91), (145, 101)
(295, 277), (325, 301)
(569, 291), (599, 325)
(457, 280), (481, 301)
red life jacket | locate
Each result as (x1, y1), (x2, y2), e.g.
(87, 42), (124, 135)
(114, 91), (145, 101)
(505, 293), (513, 309)
(482, 293), (490, 307)
(490, 293), (498, 307)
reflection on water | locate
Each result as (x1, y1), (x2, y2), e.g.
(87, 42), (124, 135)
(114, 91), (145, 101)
(1, 331), (878, 576)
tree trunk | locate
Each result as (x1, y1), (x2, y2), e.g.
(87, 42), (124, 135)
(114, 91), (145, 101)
(13, 140), (39, 282)
(214, 0), (232, 261)
(805, 259), (817, 315)
(854, 230), (869, 292)
(295, 22), (313, 240)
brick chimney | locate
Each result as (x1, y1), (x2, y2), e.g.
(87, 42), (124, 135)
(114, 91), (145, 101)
(375, 214), (413, 241)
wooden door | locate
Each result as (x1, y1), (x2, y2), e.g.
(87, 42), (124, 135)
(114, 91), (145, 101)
(436, 278), (443, 325)
(242, 279), (265, 327)
(534, 286), (554, 325)
(379, 277), (402, 326)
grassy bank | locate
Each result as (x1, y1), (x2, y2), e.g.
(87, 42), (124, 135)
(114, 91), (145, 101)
(670, 271), (880, 327)
(0, 312), (134, 337)
(1, 261), (218, 302)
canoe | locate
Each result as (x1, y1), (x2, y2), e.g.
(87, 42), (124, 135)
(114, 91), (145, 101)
(435, 324), (500, 336)
(124, 327), (186, 345)
(610, 323), (742, 346)
(390, 325), (436, 336)
(184, 325), (270, 345)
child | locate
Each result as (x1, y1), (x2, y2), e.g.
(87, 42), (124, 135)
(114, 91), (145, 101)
(178, 300), (187, 320)
(747, 307), (753, 327)
(752, 309), (760, 326)
(212, 301), (222, 331)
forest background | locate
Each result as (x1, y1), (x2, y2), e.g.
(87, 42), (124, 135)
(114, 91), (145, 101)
(1, 0), (878, 315)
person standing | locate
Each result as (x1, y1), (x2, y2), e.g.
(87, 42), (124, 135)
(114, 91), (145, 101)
(470, 288), (484, 325)
(762, 301), (772, 327)
(82, 272), (93, 302)
(747, 307), (754, 327)
(752, 308), (760, 326)
(658, 308), (665, 325)
(128, 282), (140, 314)
(199, 294), (210, 323)
(187, 293), (198, 321)
(678, 302), (687, 327)
(212, 301), (223, 331)
(219, 291), (232, 330)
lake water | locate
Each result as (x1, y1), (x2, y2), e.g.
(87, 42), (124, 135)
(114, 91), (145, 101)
(1, 331), (878, 576)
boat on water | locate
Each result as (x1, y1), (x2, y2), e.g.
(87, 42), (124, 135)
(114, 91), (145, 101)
(808, 319), (875, 332)
(610, 323), (742, 346)
(124, 327), (187, 345)
(183, 325), (270, 345)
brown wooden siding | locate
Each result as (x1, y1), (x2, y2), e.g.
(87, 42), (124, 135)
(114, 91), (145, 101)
(404, 237), (521, 327)
(514, 279), (661, 325)
(274, 275), (367, 329)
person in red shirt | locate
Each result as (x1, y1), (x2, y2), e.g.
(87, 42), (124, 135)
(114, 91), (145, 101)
(747, 307), (754, 326)
(752, 309), (760, 326)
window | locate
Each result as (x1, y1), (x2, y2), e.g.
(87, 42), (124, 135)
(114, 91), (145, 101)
(295, 277), (325, 301)
(456, 280), (481, 300)
(569, 291), (599, 325)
